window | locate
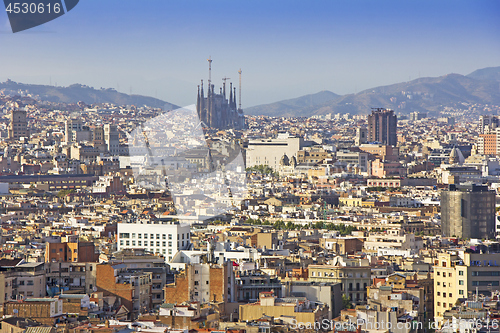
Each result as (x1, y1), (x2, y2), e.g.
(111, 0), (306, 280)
(156, 234), (160, 239)
(120, 240), (124, 246)
(437, 282), (440, 286)
(449, 273), (452, 277)
(459, 290), (464, 295)
(132, 241), (136, 246)
(138, 234), (142, 239)
(126, 240), (130, 246)
(449, 293), (452, 298)
(168, 241), (172, 247)
(163, 242), (166, 247)
(182, 234), (185, 239)
(144, 234), (148, 239)
(443, 293), (446, 297)
(194, 281), (199, 285)
(194, 292), (198, 296)
(27, 280), (34, 286)
(437, 292), (440, 296)
(119, 233), (130, 238)
(132, 233), (136, 238)
(156, 241), (160, 247)
(459, 280), (464, 285)
(437, 272), (440, 276)
(163, 234), (166, 240)
(138, 241), (142, 246)
(459, 270), (463, 276)
(168, 234), (172, 240)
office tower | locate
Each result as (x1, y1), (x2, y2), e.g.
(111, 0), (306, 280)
(441, 183), (496, 239)
(367, 108), (397, 146)
(8, 109), (28, 140)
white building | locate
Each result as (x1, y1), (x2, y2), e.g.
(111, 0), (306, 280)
(245, 133), (310, 170)
(117, 222), (191, 262)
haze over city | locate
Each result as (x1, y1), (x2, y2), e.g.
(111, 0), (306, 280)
(1, 0), (499, 107)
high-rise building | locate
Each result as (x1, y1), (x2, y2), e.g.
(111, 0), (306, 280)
(479, 115), (500, 134)
(367, 108), (397, 146)
(8, 109), (28, 140)
(104, 124), (119, 155)
(441, 183), (496, 239)
(355, 127), (367, 146)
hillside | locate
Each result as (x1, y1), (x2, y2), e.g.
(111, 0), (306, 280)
(246, 68), (500, 117)
(0, 80), (178, 109)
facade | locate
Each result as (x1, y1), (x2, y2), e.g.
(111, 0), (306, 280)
(95, 264), (152, 320)
(336, 150), (369, 172)
(479, 115), (500, 134)
(433, 252), (500, 325)
(245, 134), (309, 170)
(104, 124), (120, 155)
(8, 109), (28, 140)
(308, 258), (371, 304)
(45, 241), (98, 263)
(478, 134), (497, 155)
(239, 291), (329, 325)
(367, 108), (397, 146)
(163, 261), (235, 306)
(441, 184), (496, 239)
(355, 127), (367, 146)
(117, 221), (191, 262)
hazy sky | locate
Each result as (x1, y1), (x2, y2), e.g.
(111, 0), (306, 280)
(1, 0), (499, 107)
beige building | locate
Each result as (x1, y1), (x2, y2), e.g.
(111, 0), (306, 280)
(308, 257), (371, 304)
(239, 291), (329, 325)
(434, 251), (500, 325)
(245, 134), (308, 170)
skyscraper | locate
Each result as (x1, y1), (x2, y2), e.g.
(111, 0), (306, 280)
(367, 108), (397, 146)
(441, 183), (496, 239)
(8, 109), (28, 140)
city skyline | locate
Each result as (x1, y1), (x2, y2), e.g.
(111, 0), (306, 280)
(1, 0), (499, 108)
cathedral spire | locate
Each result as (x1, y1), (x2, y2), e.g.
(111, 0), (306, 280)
(229, 82), (233, 106)
(233, 86), (237, 109)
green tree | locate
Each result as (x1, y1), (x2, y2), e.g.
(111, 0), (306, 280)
(342, 294), (353, 309)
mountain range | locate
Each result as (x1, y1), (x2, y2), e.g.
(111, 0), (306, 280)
(0, 80), (178, 109)
(245, 66), (500, 117)
(1, 66), (499, 116)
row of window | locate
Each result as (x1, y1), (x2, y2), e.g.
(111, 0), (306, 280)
(119, 233), (189, 240)
(120, 240), (187, 248)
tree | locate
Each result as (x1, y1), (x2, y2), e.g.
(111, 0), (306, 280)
(342, 294), (353, 309)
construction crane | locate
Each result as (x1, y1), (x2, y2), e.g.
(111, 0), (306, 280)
(207, 56), (212, 88)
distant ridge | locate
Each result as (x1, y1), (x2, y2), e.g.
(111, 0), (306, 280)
(246, 90), (340, 117)
(467, 66), (500, 82)
(0, 80), (178, 109)
(246, 66), (500, 117)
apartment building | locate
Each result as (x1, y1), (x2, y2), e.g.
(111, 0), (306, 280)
(117, 221), (191, 262)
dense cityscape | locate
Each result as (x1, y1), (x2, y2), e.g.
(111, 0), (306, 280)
(0, 67), (500, 333)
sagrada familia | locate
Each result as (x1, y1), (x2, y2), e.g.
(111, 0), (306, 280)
(196, 68), (246, 130)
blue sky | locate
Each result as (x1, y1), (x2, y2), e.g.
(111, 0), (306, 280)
(1, 0), (499, 107)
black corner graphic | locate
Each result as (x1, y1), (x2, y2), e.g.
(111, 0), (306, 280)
(4, 0), (79, 33)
